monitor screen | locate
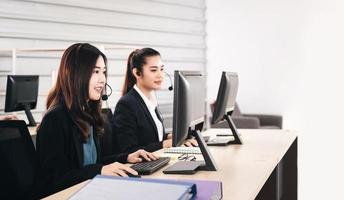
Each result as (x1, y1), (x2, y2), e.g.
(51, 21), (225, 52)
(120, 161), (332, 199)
(172, 71), (205, 147)
(211, 72), (239, 125)
(4, 75), (39, 126)
(184, 71), (206, 127)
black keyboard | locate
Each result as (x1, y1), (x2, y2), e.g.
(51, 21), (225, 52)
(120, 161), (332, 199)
(130, 157), (171, 175)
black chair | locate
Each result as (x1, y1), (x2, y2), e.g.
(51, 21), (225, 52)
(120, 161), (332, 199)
(100, 108), (120, 156)
(0, 120), (38, 200)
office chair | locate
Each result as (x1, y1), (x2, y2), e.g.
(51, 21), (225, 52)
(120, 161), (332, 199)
(212, 103), (283, 129)
(0, 120), (38, 200)
(100, 108), (121, 159)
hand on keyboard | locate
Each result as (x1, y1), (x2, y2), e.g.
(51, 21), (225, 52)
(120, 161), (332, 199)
(130, 157), (171, 175)
(127, 149), (159, 163)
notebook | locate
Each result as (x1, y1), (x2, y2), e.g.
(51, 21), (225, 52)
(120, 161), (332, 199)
(69, 175), (197, 200)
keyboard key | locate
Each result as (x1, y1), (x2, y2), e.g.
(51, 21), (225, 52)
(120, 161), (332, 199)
(130, 157), (170, 175)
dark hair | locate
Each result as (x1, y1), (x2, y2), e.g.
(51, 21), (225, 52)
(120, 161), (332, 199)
(46, 43), (107, 142)
(122, 48), (160, 95)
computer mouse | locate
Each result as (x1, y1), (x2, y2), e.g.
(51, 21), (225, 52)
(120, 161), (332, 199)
(127, 173), (141, 178)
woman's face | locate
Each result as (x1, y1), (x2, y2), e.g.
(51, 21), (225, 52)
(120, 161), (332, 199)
(88, 56), (106, 101)
(136, 55), (164, 91)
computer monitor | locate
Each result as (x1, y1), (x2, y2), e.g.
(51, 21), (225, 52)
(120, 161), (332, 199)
(172, 71), (206, 147)
(172, 71), (191, 147)
(169, 70), (217, 172)
(211, 71), (242, 144)
(4, 75), (39, 126)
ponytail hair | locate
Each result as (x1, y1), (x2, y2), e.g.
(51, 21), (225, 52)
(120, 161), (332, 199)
(122, 48), (160, 95)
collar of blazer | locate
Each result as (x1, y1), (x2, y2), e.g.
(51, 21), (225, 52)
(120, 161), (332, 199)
(130, 89), (165, 140)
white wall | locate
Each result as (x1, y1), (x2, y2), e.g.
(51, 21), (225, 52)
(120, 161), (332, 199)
(0, 0), (206, 132)
(207, 0), (344, 199)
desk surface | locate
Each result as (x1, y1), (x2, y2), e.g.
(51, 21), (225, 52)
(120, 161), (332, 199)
(43, 129), (297, 200)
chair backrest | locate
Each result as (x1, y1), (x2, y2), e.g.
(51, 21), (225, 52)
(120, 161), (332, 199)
(101, 108), (120, 156)
(0, 120), (37, 199)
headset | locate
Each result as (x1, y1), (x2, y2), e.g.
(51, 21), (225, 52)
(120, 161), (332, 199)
(165, 72), (173, 91)
(101, 83), (112, 101)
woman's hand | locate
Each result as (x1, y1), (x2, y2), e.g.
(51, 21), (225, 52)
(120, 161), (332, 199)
(0, 114), (18, 120)
(183, 138), (198, 147)
(163, 138), (172, 148)
(127, 149), (159, 163)
(163, 136), (198, 148)
(101, 162), (137, 177)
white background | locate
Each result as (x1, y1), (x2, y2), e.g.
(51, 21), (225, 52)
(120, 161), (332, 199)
(207, 0), (344, 199)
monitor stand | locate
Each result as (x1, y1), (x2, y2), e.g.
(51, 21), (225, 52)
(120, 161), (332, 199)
(192, 129), (218, 171)
(24, 104), (36, 127)
(223, 114), (242, 144)
(163, 130), (217, 174)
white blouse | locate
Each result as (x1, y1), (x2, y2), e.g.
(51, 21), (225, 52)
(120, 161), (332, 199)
(134, 85), (164, 141)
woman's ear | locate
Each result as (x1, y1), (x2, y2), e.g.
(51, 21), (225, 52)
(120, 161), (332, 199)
(132, 68), (140, 79)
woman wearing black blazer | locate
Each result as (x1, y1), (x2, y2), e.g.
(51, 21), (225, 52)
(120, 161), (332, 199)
(113, 48), (197, 153)
(36, 43), (157, 198)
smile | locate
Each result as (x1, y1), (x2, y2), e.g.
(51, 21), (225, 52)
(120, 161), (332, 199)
(94, 86), (103, 93)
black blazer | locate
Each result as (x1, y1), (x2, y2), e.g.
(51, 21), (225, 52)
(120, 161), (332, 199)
(36, 104), (128, 198)
(113, 89), (167, 153)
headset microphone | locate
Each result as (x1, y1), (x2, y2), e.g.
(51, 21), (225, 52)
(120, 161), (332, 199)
(101, 83), (112, 101)
(164, 72), (173, 91)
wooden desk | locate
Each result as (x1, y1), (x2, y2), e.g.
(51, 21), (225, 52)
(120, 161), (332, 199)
(44, 129), (298, 200)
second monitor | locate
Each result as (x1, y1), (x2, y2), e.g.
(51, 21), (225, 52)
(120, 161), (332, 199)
(211, 71), (242, 144)
(163, 70), (217, 174)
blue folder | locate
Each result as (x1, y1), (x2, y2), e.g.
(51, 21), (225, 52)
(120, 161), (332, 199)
(70, 175), (197, 200)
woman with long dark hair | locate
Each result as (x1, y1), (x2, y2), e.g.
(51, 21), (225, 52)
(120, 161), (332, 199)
(36, 43), (157, 198)
(113, 48), (196, 154)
